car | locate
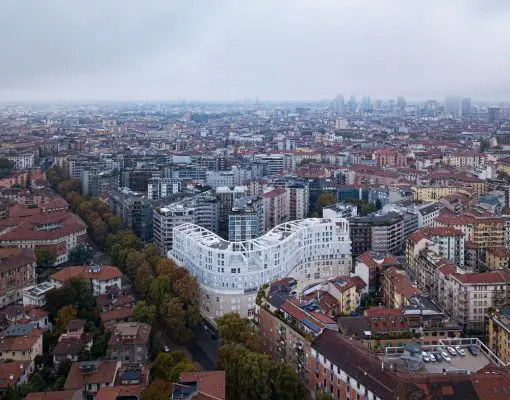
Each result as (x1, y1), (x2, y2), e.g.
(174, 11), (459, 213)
(434, 352), (443, 362)
(468, 344), (478, 356)
(455, 345), (466, 356)
(422, 351), (430, 362)
(448, 346), (457, 356)
(441, 351), (451, 362)
(429, 353), (436, 362)
(210, 330), (219, 340)
(164, 345), (170, 352)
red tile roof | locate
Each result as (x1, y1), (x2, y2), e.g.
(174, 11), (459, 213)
(51, 265), (123, 283)
(100, 307), (135, 323)
(0, 211), (86, 241)
(0, 361), (32, 389)
(64, 360), (118, 390)
(25, 390), (81, 400)
(178, 371), (226, 400)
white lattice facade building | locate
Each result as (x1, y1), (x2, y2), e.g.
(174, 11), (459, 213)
(170, 218), (351, 323)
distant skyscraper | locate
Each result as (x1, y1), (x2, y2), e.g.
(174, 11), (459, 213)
(444, 96), (461, 116)
(487, 107), (501, 124)
(332, 95), (345, 115)
(362, 96), (372, 112)
(388, 99), (396, 112)
(397, 96), (406, 109)
(461, 97), (471, 119)
(348, 96), (357, 112)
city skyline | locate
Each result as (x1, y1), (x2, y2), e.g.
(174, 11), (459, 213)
(1, 0), (510, 102)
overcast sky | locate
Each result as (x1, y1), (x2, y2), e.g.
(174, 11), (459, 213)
(1, 0), (509, 102)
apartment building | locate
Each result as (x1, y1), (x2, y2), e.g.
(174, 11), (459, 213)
(171, 218), (351, 323)
(1, 151), (36, 170)
(373, 149), (407, 167)
(355, 251), (400, 292)
(485, 247), (510, 270)
(486, 308), (510, 366)
(411, 185), (475, 201)
(287, 182), (309, 220)
(228, 196), (264, 241)
(153, 193), (219, 255)
(435, 215), (507, 251)
(408, 227), (465, 267)
(381, 266), (422, 309)
(0, 248), (37, 307)
(146, 177), (181, 199)
(263, 187), (290, 232)
(0, 211), (87, 265)
(322, 202), (358, 219)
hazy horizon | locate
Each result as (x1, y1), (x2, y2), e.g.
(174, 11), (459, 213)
(1, 0), (510, 102)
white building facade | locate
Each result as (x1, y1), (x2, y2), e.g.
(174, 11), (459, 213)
(170, 218), (352, 323)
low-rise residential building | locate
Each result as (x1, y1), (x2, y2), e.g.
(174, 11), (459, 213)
(0, 211), (87, 265)
(50, 265), (123, 296)
(171, 371), (226, 400)
(100, 308), (135, 331)
(64, 360), (120, 399)
(107, 322), (151, 362)
(0, 247), (37, 306)
(25, 390), (82, 400)
(322, 202), (358, 219)
(0, 323), (43, 361)
(486, 308), (510, 366)
(22, 281), (56, 308)
(0, 360), (33, 394)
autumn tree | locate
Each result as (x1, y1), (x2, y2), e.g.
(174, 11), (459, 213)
(316, 192), (337, 214)
(166, 297), (192, 342)
(173, 274), (198, 305)
(135, 262), (153, 299)
(57, 180), (81, 197)
(54, 306), (78, 336)
(125, 250), (146, 279)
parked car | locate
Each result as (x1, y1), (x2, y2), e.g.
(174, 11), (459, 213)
(429, 353), (436, 362)
(164, 345), (170, 352)
(434, 352), (443, 362)
(455, 345), (466, 356)
(468, 344), (478, 356)
(422, 351), (430, 362)
(448, 346), (457, 356)
(441, 351), (451, 362)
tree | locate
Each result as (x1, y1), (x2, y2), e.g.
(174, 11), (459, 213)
(105, 214), (122, 233)
(35, 247), (57, 267)
(55, 305), (78, 336)
(166, 297), (191, 342)
(150, 277), (173, 309)
(135, 262), (153, 299)
(125, 250), (146, 279)
(156, 258), (177, 278)
(90, 331), (110, 359)
(316, 192), (337, 214)
(217, 312), (259, 351)
(151, 352), (195, 382)
(141, 379), (173, 400)
(143, 244), (161, 270)
(173, 274), (198, 305)
(269, 362), (309, 400)
(57, 180), (81, 197)
(134, 301), (157, 324)
(44, 278), (94, 318)
(150, 330), (164, 360)
(0, 158), (13, 179)
(68, 245), (94, 265)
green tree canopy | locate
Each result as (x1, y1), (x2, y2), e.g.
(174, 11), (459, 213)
(134, 301), (157, 324)
(151, 351), (195, 382)
(217, 312), (259, 352)
(35, 247), (57, 267)
(68, 244), (94, 265)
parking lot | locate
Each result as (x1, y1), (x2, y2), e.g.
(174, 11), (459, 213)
(421, 350), (491, 374)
